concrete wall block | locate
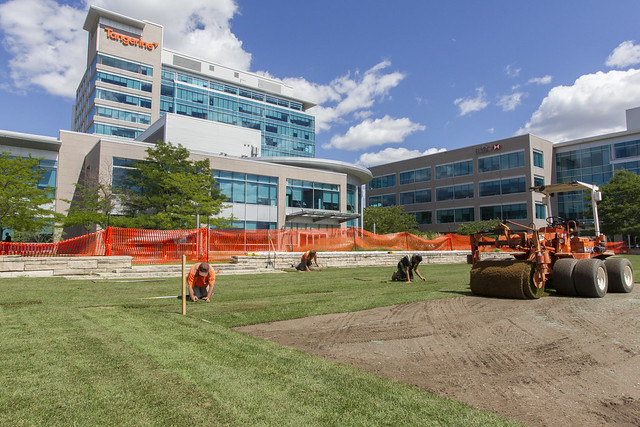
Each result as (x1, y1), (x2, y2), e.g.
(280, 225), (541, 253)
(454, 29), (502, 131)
(0, 270), (54, 278)
(0, 261), (25, 271)
(68, 259), (99, 269)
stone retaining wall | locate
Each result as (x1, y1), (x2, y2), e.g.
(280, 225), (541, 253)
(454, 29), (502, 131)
(232, 251), (471, 269)
(0, 256), (132, 278)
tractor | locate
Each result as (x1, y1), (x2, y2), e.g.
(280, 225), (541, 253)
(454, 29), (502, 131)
(468, 181), (634, 299)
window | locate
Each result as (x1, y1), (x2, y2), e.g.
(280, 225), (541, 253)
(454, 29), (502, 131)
(478, 150), (525, 173)
(455, 207), (474, 222)
(536, 203), (546, 219)
(368, 194), (396, 207)
(436, 209), (455, 224)
(614, 139), (640, 159)
(413, 211), (432, 224)
(534, 175), (544, 187)
(286, 179), (339, 211)
(533, 150), (544, 168)
(480, 203), (527, 221)
(369, 174), (396, 189)
(215, 171), (278, 206)
(436, 160), (472, 179)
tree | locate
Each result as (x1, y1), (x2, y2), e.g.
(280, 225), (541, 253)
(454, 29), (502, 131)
(455, 219), (503, 235)
(118, 141), (227, 229)
(0, 152), (60, 239)
(363, 206), (419, 235)
(63, 182), (118, 234)
(598, 169), (640, 236)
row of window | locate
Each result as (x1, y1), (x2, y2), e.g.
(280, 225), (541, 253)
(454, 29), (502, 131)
(161, 69), (304, 111)
(95, 71), (152, 93)
(370, 176), (532, 206)
(614, 139), (640, 159)
(92, 123), (143, 139)
(95, 88), (151, 109)
(98, 53), (153, 76)
(370, 150), (531, 190)
(93, 106), (151, 125)
(405, 202), (530, 224)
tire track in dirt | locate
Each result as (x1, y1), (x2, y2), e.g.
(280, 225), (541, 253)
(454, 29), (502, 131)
(237, 290), (640, 426)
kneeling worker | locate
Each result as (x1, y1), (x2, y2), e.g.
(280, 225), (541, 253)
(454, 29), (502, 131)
(392, 254), (425, 283)
(296, 249), (321, 271)
(187, 262), (215, 302)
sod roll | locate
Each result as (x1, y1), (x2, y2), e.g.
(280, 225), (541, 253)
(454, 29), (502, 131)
(470, 260), (538, 299)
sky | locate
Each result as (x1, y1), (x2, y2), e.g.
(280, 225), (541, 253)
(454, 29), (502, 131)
(1, 0), (640, 167)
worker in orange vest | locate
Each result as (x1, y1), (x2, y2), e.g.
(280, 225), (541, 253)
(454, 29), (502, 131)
(187, 262), (215, 301)
(295, 249), (322, 271)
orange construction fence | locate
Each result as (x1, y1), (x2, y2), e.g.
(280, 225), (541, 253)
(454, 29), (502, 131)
(0, 227), (629, 264)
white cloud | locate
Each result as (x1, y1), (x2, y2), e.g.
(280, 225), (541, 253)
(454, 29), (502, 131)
(323, 115), (425, 151)
(497, 92), (526, 112)
(0, 0), (86, 97)
(454, 87), (489, 116)
(355, 147), (446, 167)
(527, 75), (552, 85)
(606, 40), (640, 68)
(0, 0), (251, 98)
(505, 64), (521, 78)
(517, 69), (640, 141)
(277, 61), (405, 133)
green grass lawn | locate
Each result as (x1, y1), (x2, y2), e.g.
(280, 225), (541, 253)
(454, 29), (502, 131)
(3, 256), (636, 426)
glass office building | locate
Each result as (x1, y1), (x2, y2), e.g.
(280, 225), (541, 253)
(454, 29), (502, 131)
(72, 6), (316, 158)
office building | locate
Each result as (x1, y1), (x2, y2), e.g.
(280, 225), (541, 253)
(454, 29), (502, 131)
(367, 107), (640, 238)
(72, 6), (316, 158)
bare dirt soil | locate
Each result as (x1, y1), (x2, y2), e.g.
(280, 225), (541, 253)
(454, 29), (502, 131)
(238, 288), (640, 426)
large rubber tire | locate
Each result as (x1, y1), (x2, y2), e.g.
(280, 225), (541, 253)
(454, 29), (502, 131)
(604, 258), (635, 293)
(552, 258), (578, 296)
(574, 259), (608, 298)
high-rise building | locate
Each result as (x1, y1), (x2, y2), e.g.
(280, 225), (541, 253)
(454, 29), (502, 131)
(72, 6), (316, 158)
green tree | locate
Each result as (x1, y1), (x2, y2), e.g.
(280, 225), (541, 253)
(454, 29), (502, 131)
(363, 206), (419, 235)
(119, 141), (226, 229)
(0, 152), (60, 239)
(63, 182), (118, 234)
(455, 218), (503, 235)
(598, 169), (640, 236)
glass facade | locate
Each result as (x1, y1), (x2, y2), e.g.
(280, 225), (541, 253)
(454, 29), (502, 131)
(160, 68), (315, 157)
(399, 167), (431, 185)
(555, 145), (613, 221)
(369, 174), (396, 189)
(368, 194), (396, 207)
(480, 203), (527, 221)
(435, 160), (473, 179)
(215, 171), (278, 206)
(478, 150), (525, 173)
(286, 179), (339, 210)
(478, 176), (526, 197)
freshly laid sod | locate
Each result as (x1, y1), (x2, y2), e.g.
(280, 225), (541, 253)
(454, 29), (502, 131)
(8, 259), (620, 426)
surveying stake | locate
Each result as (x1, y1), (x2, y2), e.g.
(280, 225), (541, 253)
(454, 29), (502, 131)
(181, 254), (187, 315)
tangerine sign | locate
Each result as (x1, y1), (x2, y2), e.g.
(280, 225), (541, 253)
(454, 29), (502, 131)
(104, 27), (158, 51)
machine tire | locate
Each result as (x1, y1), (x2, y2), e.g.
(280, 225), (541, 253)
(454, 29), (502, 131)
(604, 258), (634, 293)
(574, 259), (608, 298)
(552, 258), (578, 296)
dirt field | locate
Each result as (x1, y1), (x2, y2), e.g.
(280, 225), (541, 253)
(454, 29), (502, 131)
(238, 288), (640, 426)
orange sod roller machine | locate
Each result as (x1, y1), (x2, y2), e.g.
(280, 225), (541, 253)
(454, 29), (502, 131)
(468, 181), (634, 299)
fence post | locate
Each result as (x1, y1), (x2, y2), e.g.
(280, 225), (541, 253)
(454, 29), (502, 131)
(105, 227), (112, 256)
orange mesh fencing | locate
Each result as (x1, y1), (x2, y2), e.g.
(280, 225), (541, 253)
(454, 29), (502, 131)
(0, 227), (630, 263)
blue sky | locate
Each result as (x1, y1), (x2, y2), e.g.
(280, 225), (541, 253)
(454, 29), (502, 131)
(2, 0), (640, 166)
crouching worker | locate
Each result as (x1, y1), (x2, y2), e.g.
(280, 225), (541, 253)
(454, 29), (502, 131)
(187, 262), (215, 302)
(391, 254), (425, 283)
(296, 249), (321, 271)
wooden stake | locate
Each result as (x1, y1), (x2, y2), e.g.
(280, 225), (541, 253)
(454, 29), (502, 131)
(181, 254), (186, 315)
